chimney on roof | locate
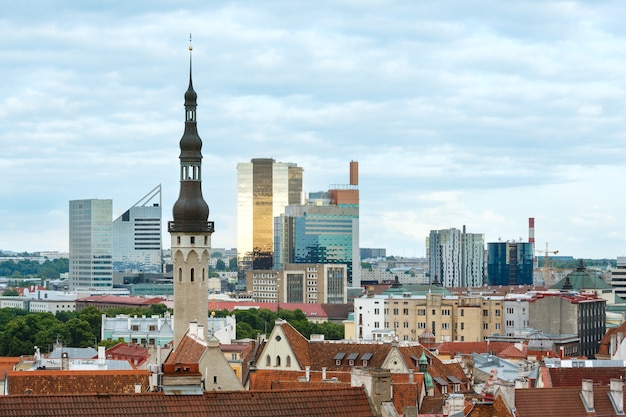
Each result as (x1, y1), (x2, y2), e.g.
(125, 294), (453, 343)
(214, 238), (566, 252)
(611, 334), (617, 356)
(197, 324), (205, 340)
(189, 321), (198, 339)
(135, 383), (142, 393)
(322, 367), (327, 380)
(306, 366), (311, 382)
(409, 369), (414, 383)
(610, 378), (624, 415)
(581, 379), (595, 412)
(98, 346), (106, 366)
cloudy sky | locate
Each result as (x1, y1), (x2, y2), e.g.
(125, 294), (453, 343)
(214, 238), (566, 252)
(2, 1), (626, 259)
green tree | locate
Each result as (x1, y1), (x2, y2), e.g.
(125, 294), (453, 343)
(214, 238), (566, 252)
(78, 307), (104, 340)
(66, 318), (97, 347)
(236, 322), (258, 339)
(215, 259), (226, 271)
(2, 288), (19, 296)
(228, 257), (238, 271)
(212, 251), (223, 259)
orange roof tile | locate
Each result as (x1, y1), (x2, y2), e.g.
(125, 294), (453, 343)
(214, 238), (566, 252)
(278, 321), (311, 368)
(165, 334), (205, 365)
(6, 369), (150, 395)
(0, 387), (376, 417)
(515, 385), (625, 417)
(547, 367), (626, 388)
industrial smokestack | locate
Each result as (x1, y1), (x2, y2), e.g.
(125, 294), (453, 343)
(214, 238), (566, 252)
(350, 161), (358, 186)
(528, 218), (535, 244)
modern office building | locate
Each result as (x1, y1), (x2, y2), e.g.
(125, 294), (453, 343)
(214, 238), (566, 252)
(246, 263), (348, 304)
(487, 241), (534, 286)
(610, 257), (626, 299)
(167, 45), (214, 348)
(428, 226), (484, 287)
(69, 199), (113, 291)
(274, 161), (360, 286)
(360, 248), (386, 259)
(112, 185), (163, 274)
(236, 158), (303, 270)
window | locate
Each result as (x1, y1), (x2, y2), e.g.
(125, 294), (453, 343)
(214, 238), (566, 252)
(432, 309), (436, 315)
(276, 356), (281, 367)
(506, 320), (515, 327)
(495, 323), (501, 330)
(178, 268), (182, 282)
(214, 376), (218, 384)
(442, 309), (451, 316)
(374, 321), (380, 328)
(483, 310), (488, 317)
(404, 322), (409, 328)
(506, 307), (514, 314)
(417, 322), (426, 329)
(286, 356), (291, 367)
(483, 323), (489, 330)
(442, 323), (450, 330)
(403, 308), (409, 315)
(374, 308), (380, 315)
(393, 308), (399, 315)
(190, 268), (195, 282)
(495, 310), (501, 317)
(461, 309), (464, 317)
(418, 309), (426, 316)
(266, 356), (271, 366)
(190, 236), (195, 244)
(461, 323), (464, 330)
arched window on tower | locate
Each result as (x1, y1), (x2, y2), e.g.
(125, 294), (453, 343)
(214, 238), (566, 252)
(276, 356), (281, 367)
(286, 356), (291, 368)
(190, 268), (195, 282)
(178, 268), (182, 283)
(202, 268), (205, 281)
(266, 356), (271, 367)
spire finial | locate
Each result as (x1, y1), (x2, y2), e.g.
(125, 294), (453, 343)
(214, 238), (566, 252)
(189, 33), (193, 51)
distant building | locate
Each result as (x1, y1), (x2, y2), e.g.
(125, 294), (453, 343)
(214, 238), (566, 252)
(69, 199), (113, 291)
(274, 162), (360, 285)
(112, 185), (163, 274)
(237, 158), (303, 270)
(487, 241), (534, 286)
(428, 226), (484, 287)
(246, 263), (348, 304)
(101, 314), (174, 347)
(610, 256), (626, 299)
(360, 248), (386, 259)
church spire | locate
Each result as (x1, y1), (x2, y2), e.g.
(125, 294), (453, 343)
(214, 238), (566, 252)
(169, 36), (212, 233)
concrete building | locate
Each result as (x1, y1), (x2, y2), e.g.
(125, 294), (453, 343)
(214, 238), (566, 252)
(101, 314), (174, 347)
(528, 291), (606, 358)
(167, 48), (214, 349)
(236, 158), (303, 270)
(246, 263), (348, 304)
(428, 226), (484, 287)
(69, 199), (113, 291)
(610, 256), (626, 299)
(112, 185), (162, 274)
(274, 162), (360, 286)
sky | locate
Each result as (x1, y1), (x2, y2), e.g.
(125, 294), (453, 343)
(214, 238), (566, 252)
(2, 1), (626, 259)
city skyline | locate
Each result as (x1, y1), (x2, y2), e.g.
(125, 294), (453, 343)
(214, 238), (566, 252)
(3, 2), (626, 259)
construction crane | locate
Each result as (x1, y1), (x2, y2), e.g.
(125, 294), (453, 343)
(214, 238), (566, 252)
(536, 242), (559, 285)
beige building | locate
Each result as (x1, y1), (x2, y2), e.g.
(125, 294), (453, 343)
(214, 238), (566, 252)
(355, 292), (504, 343)
(246, 263), (348, 303)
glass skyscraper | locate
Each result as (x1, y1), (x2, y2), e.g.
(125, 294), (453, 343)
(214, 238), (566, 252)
(236, 158), (303, 270)
(112, 185), (162, 274)
(487, 241), (534, 285)
(69, 199), (113, 290)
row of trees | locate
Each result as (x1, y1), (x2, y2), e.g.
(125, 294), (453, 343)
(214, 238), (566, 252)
(0, 304), (343, 356)
(0, 258), (69, 279)
(212, 307), (344, 340)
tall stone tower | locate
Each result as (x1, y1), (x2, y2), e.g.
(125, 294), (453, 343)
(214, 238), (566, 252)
(168, 41), (214, 349)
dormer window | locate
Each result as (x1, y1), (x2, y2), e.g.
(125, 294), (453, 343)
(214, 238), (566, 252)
(334, 352), (345, 366)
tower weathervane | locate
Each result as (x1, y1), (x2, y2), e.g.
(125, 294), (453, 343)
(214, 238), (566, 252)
(189, 33), (193, 51)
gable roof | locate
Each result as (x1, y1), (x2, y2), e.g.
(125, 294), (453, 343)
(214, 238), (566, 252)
(165, 333), (206, 364)
(275, 320), (311, 367)
(0, 388), (375, 417)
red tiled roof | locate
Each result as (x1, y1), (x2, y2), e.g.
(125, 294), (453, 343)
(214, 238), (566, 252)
(436, 341), (513, 356)
(546, 367), (626, 388)
(76, 295), (164, 305)
(515, 385), (625, 417)
(279, 321), (311, 368)
(597, 321), (626, 357)
(104, 343), (150, 367)
(392, 383), (418, 414)
(498, 344), (526, 359)
(6, 370), (150, 395)
(249, 369), (352, 390)
(0, 388), (375, 417)
(165, 334), (206, 365)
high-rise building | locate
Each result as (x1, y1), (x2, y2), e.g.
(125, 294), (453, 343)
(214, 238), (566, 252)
(428, 227), (484, 287)
(236, 158), (303, 270)
(168, 44), (214, 349)
(69, 199), (113, 290)
(112, 185), (162, 274)
(487, 241), (534, 286)
(274, 161), (360, 286)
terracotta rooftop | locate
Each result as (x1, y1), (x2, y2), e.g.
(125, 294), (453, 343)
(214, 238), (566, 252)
(437, 341), (514, 357)
(6, 369), (150, 395)
(165, 333), (206, 364)
(104, 343), (150, 367)
(0, 387), (375, 417)
(545, 367), (626, 388)
(0, 357), (21, 377)
(515, 385), (626, 417)
(76, 295), (164, 305)
(498, 344), (527, 359)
